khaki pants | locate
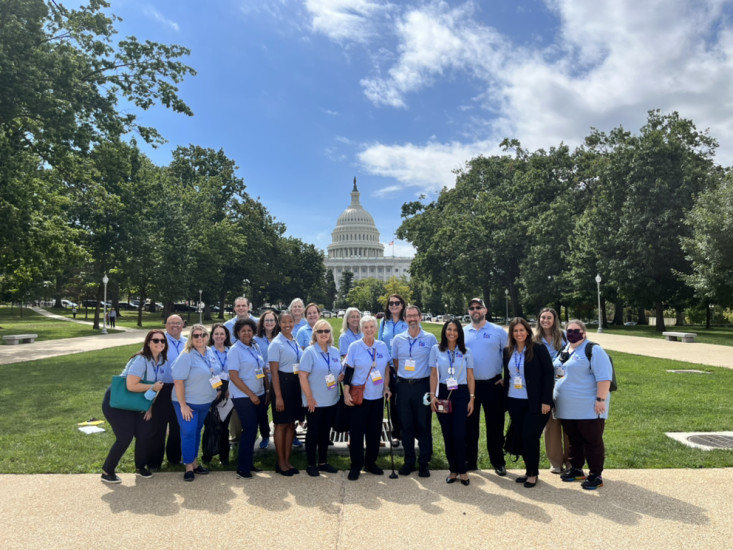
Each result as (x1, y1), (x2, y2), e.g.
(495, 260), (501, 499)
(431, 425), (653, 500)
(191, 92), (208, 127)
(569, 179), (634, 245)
(544, 415), (570, 470)
(229, 409), (242, 441)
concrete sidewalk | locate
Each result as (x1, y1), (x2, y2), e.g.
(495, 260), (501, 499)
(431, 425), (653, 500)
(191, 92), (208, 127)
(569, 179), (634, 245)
(1, 468), (730, 550)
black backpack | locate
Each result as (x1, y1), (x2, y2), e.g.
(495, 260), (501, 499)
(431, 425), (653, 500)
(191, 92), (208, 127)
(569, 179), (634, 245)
(585, 341), (618, 392)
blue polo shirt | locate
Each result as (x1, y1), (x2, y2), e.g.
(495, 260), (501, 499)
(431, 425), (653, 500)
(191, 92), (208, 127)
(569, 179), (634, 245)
(553, 340), (612, 420)
(378, 318), (408, 358)
(253, 335), (273, 364)
(163, 334), (187, 383)
(224, 316), (259, 340)
(171, 348), (221, 405)
(227, 340), (266, 399)
(338, 329), (362, 356)
(293, 318), (308, 337)
(464, 322), (506, 380)
(122, 355), (162, 382)
(345, 339), (391, 401)
(299, 344), (342, 407)
(429, 346), (474, 385)
(211, 347), (229, 380)
(506, 348), (528, 400)
(296, 325), (314, 349)
(268, 332), (301, 374)
(391, 327), (437, 379)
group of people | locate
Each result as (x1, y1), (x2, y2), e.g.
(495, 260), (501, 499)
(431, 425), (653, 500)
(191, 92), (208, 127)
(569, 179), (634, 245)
(101, 295), (613, 491)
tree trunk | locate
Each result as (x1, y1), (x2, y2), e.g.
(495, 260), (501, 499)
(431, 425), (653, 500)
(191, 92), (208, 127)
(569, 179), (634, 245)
(706, 304), (712, 329)
(636, 307), (646, 325)
(675, 308), (685, 326)
(218, 291), (226, 320)
(510, 286), (524, 320)
(612, 299), (624, 325)
(654, 301), (665, 332)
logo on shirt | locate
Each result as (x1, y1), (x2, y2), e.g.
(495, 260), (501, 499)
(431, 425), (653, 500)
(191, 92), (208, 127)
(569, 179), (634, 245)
(483, 333), (490, 339)
(419, 341), (426, 347)
(377, 353), (384, 359)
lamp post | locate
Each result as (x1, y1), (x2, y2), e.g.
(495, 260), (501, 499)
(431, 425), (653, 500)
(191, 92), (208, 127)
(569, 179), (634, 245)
(102, 273), (109, 334)
(505, 288), (509, 324)
(595, 273), (603, 333)
(198, 289), (203, 325)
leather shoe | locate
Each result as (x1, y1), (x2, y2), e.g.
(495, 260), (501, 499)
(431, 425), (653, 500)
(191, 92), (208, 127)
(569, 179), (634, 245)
(276, 464), (294, 477)
(306, 466), (320, 477)
(347, 470), (360, 481)
(460, 477), (470, 486)
(524, 480), (537, 488)
(193, 465), (209, 475)
(364, 464), (384, 475)
(446, 475), (458, 484)
(494, 466), (507, 476)
(515, 476), (528, 483)
(251, 466), (263, 473)
(398, 464), (416, 476)
(418, 466), (430, 478)
(236, 470), (252, 478)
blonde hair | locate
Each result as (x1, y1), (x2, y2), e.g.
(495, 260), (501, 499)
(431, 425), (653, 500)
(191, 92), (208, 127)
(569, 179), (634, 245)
(532, 307), (565, 351)
(183, 324), (209, 353)
(309, 319), (334, 346)
(341, 307), (361, 335)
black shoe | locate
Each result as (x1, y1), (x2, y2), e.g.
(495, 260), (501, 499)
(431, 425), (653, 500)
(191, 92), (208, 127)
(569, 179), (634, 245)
(581, 473), (603, 490)
(101, 472), (121, 484)
(347, 469), (360, 481)
(306, 466), (320, 477)
(136, 467), (153, 479)
(460, 476), (470, 486)
(236, 470), (252, 478)
(277, 466), (294, 477)
(183, 471), (195, 482)
(561, 467), (586, 482)
(193, 465), (209, 475)
(524, 479), (537, 488)
(251, 466), (263, 473)
(515, 476), (528, 483)
(446, 475), (458, 484)
(364, 464), (384, 475)
(398, 464), (416, 476)
(288, 467), (300, 475)
(318, 463), (338, 473)
(418, 466), (430, 478)
(494, 466), (507, 476)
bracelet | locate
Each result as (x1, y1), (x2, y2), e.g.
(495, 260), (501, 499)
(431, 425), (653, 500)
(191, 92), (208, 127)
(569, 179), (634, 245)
(470, 394), (475, 397)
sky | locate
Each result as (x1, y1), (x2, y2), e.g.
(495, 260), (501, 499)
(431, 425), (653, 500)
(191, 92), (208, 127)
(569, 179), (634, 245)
(84, 0), (733, 257)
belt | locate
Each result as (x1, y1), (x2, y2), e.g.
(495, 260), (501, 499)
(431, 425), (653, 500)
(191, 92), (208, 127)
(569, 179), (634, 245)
(397, 376), (429, 384)
(475, 375), (502, 384)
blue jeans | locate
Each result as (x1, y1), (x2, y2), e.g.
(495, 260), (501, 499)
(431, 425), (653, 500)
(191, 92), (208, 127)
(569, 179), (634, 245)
(173, 401), (211, 464)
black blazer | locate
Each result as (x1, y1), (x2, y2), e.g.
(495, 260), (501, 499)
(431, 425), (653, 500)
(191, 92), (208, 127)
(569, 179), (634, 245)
(502, 342), (554, 413)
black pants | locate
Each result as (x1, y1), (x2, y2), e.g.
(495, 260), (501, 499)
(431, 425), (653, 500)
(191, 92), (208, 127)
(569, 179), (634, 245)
(101, 388), (155, 473)
(202, 380), (233, 464)
(349, 398), (384, 471)
(466, 377), (506, 469)
(436, 384), (470, 474)
(396, 377), (432, 467)
(305, 404), (336, 466)
(388, 366), (400, 439)
(149, 383), (181, 467)
(561, 418), (606, 475)
(233, 396), (267, 473)
(506, 397), (550, 477)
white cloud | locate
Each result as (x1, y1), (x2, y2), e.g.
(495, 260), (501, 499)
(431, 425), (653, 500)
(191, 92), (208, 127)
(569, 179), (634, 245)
(381, 241), (416, 258)
(143, 7), (180, 32)
(304, 0), (394, 44)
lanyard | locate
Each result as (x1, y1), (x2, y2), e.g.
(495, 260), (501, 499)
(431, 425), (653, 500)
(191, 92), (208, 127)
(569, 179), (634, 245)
(214, 349), (228, 370)
(286, 339), (300, 361)
(245, 345), (262, 368)
(513, 348), (524, 376)
(320, 351), (333, 372)
(365, 346), (376, 364)
(408, 336), (420, 358)
(168, 336), (181, 353)
(194, 348), (215, 375)
(448, 349), (455, 375)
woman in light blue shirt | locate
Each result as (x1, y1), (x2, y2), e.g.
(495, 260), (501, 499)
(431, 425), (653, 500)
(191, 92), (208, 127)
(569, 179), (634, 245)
(428, 319), (475, 486)
(201, 323), (233, 466)
(253, 309), (279, 449)
(343, 315), (391, 481)
(296, 302), (321, 349)
(339, 307), (362, 358)
(299, 319), (343, 476)
(378, 293), (408, 447)
(228, 318), (268, 478)
(171, 324), (222, 482)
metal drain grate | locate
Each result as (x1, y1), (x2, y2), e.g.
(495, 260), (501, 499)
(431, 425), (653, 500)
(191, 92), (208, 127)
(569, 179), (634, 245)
(686, 434), (733, 448)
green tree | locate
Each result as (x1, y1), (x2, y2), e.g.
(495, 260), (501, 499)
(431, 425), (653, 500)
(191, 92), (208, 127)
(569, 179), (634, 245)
(347, 278), (386, 312)
(323, 269), (337, 310)
(335, 271), (354, 309)
(378, 276), (412, 310)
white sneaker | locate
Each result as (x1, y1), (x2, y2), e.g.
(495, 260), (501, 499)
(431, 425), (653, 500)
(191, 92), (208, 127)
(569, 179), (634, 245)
(550, 466), (563, 474)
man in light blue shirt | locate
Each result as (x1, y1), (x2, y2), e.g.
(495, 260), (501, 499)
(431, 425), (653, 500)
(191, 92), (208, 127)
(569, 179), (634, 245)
(391, 305), (438, 477)
(224, 296), (259, 338)
(463, 298), (508, 476)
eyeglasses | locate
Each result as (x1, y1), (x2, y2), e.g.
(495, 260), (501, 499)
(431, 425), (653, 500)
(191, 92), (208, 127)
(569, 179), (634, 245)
(315, 329), (331, 334)
(191, 333), (207, 339)
(167, 322), (182, 327)
(150, 338), (166, 344)
(468, 306), (483, 311)
(388, 301), (402, 306)
(264, 319), (276, 323)
(566, 329), (583, 335)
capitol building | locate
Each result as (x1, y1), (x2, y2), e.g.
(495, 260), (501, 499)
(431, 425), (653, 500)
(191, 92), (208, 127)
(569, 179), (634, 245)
(325, 178), (412, 290)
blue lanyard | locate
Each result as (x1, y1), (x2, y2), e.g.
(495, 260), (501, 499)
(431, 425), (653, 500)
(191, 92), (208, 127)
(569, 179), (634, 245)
(287, 339), (300, 361)
(408, 337), (420, 358)
(245, 346), (262, 368)
(168, 336), (181, 353)
(194, 348), (215, 375)
(448, 350), (455, 375)
(513, 349), (524, 376)
(320, 351), (333, 372)
(365, 346), (376, 364)
(214, 349), (228, 370)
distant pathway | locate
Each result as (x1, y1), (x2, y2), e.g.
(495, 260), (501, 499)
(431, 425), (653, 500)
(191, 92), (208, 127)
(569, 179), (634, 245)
(29, 306), (136, 331)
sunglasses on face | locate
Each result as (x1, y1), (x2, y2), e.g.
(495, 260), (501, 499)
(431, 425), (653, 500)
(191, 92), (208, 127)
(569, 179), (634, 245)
(469, 306), (483, 311)
(389, 301), (402, 306)
(191, 333), (207, 339)
(150, 338), (166, 344)
(566, 329), (583, 335)
(315, 329), (331, 334)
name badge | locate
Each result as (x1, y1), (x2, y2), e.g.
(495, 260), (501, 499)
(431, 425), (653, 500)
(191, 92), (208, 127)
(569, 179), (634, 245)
(325, 372), (337, 389)
(292, 363), (299, 374)
(210, 375), (223, 389)
(404, 359), (416, 372)
(513, 376), (523, 390)
(446, 377), (458, 391)
(370, 369), (383, 385)
(255, 367), (265, 379)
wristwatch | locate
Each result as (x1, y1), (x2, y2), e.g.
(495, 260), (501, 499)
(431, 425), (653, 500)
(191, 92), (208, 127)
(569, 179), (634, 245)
(596, 397), (604, 402)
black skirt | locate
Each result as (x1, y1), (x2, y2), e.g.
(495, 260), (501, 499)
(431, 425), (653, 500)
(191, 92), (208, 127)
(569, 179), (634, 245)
(272, 371), (305, 424)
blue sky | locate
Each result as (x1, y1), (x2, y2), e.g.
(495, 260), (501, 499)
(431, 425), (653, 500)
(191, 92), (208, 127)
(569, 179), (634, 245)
(90, 0), (733, 256)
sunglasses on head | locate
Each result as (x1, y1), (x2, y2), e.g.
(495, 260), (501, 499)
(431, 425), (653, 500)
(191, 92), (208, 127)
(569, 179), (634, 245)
(150, 338), (166, 344)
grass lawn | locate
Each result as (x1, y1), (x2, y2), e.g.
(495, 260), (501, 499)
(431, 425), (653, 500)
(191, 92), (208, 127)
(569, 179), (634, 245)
(0, 306), (121, 343)
(603, 324), (733, 346)
(0, 324), (731, 474)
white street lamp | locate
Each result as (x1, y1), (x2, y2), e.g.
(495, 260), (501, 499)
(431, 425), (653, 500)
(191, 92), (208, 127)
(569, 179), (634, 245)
(102, 273), (109, 334)
(198, 289), (203, 325)
(595, 273), (603, 333)
(505, 288), (509, 324)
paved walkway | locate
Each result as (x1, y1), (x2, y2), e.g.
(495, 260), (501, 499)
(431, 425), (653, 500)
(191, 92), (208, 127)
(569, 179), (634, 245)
(1, 468), (730, 549)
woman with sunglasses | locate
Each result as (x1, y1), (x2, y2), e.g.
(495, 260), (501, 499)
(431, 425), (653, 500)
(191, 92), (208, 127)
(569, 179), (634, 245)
(228, 318), (268, 478)
(533, 307), (570, 474)
(253, 309), (280, 449)
(553, 320), (613, 490)
(171, 324), (223, 482)
(428, 319), (475, 486)
(268, 310), (305, 475)
(298, 319), (343, 476)
(100, 330), (167, 483)
(378, 294), (408, 447)
(201, 323), (233, 466)
(502, 317), (554, 488)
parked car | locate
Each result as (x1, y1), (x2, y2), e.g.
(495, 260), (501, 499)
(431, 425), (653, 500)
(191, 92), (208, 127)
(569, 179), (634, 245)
(337, 310), (346, 318)
(322, 310), (333, 318)
(61, 299), (78, 308)
(376, 312), (384, 320)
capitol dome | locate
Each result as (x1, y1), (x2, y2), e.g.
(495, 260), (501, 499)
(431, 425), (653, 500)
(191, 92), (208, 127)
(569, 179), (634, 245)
(327, 178), (384, 259)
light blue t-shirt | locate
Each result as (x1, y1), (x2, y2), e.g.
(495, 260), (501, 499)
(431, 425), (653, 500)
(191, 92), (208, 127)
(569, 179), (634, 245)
(378, 318), (408, 360)
(553, 340), (612, 419)
(296, 325), (314, 349)
(171, 347), (221, 405)
(345, 339), (391, 401)
(163, 334), (187, 383)
(429, 346), (474, 386)
(464, 322), (507, 380)
(338, 329), (362, 356)
(227, 340), (266, 399)
(268, 332), (301, 374)
(391, 328), (437, 379)
(506, 348), (528, 400)
(299, 344), (342, 407)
